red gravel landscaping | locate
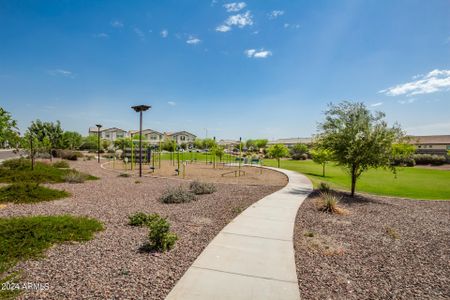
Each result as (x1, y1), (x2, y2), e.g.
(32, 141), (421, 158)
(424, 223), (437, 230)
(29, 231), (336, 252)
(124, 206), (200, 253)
(294, 191), (450, 299)
(0, 160), (286, 299)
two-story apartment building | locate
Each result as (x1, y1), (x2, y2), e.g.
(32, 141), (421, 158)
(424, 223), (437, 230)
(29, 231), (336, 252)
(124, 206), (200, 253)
(88, 127), (127, 141)
(408, 135), (450, 156)
(129, 129), (164, 145)
(165, 131), (197, 146)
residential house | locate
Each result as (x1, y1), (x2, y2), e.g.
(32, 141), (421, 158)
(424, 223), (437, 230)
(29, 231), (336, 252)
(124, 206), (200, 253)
(88, 127), (127, 141)
(408, 135), (450, 156)
(267, 137), (313, 148)
(129, 129), (164, 145)
(165, 131), (197, 146)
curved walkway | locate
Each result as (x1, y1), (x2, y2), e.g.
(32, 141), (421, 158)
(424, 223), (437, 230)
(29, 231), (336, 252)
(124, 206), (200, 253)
(166, 166), (313, 300)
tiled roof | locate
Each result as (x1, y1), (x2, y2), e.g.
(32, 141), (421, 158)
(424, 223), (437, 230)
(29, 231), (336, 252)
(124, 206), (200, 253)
(408, 135), (450, 145)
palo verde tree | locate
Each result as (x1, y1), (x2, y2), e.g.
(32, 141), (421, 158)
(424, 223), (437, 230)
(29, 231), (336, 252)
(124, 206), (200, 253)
(61, 131), (83, 150)
(0, 107), (20, 149)
(27, 119), (63, 149)
(318, 101), (403, 197)
(310, 146), (333, 177)
(267, 144), (289, 168)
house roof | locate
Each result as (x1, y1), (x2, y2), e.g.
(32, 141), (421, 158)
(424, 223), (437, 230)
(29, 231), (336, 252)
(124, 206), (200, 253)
(89, 127), (125, 133)
(218, 139), (240, 145)
(268, 137), (313, 145)
(166, 131), (196, 137)
(408, 135), (450, 145)
(129, 129), (163, 135)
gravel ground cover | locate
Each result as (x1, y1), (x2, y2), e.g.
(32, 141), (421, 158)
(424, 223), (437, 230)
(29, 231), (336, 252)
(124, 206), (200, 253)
(105, 160), (287, 186)
(0, 160), (286, 299)
(295, 191), (450, 299)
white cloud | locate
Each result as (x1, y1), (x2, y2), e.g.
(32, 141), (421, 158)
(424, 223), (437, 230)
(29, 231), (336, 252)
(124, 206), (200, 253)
(133, 27), (145, 40)
(380, 69), (450, 96)
(47, 69), (74, 78)
(110, 20), (124, 28)
(160, 29), (168, 38)
(225, 11), (253, 27)
(370, 102), (383, 107)
(168, 101), (176, 106)
(245, 48), (272, 58)
(93, 33), (109, 39)
(268, 10), (284, 19)
(284, 23), (300, 29)
(223, 2), (246, 12)
(216, 25), (231, 32)
(398, 98), (416, 105)
(186, 36), (201, 44)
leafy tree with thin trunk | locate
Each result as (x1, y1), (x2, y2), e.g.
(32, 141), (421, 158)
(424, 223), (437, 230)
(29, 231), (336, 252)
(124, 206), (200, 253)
(267, 144), (289, 168)
(310, 147), (333, 177)
(318, 101), (403, 197)
(62, 131), (82, 150)
(0, 107), (20, 149)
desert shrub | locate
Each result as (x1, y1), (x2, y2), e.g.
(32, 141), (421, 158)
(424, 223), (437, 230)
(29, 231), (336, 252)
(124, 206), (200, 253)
(118, 173), (131, 178)
(304, 231), (315, 237)
(52, 161), (70, 168)
(189, 180), (216, 195)
(85, 155), (94, 161)
(318, 182), (331, 193)
(146, 215), (178, 252)
(391, 157), (416, 167)
(315, 192), (343, 214)
(0, 183), (70, 204)
(159, 186), (197, 203)
(53, 150), (83, 161)
(128, 212), (159, 226)
(62, 171), (85, 183)
(385, 226), (400, 239)
(290, 143), (308, 160)
(1, 158), (30, 170)
(413, 154), (446, 165)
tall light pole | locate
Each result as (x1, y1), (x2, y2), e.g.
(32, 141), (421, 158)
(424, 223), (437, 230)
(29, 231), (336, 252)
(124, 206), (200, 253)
(131, 105), (151, 177)
(96, 124), (102, 163)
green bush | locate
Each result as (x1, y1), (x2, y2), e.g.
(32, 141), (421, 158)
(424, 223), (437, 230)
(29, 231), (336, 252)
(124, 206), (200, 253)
(128, 212), (159, 226)
(413, 154), (446, 165)
(318, 182), (331, 193)
(1, 158), (30, 170)
(118, 173), (131, 177)
(290, 143), (309, 160)
(0, 183), (70, 204)
(189, 180), (216, 195)
(159, 186), (197, 203)
(53, 160), (70, 168)
(146, 215), (178, 252)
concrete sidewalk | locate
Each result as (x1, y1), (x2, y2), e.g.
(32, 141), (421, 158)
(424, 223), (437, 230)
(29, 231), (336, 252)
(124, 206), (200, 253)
(166, 167), (313, 300)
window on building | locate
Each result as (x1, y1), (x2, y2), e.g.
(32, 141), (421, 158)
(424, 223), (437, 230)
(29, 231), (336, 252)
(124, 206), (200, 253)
(180, 136), (186, 141)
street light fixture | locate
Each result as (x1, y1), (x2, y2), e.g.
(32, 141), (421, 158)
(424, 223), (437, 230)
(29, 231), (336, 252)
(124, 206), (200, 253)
(96, 124), (102, 163)
(131, 105), (151, 177)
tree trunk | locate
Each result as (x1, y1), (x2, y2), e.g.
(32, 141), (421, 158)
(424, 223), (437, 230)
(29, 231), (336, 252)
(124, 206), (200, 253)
(351, 164), (357, 197)
(322, 163), (325, 177)
(277, 158), (280, 168)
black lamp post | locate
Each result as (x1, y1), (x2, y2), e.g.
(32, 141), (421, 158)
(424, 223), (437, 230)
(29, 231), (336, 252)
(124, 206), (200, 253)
(96, 124), (102, 163)
(131, 105), (151, 177)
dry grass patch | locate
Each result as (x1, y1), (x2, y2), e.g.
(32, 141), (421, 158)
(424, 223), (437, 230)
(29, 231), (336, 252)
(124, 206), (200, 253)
(315, 192), (348, 214)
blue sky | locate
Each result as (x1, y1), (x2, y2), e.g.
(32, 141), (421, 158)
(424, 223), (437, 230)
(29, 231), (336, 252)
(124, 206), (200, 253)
(1, 0), (449, 139)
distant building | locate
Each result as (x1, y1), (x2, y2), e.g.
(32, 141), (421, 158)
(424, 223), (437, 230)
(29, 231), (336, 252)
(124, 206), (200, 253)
(408, 135), (450, 156)
(267, 137), (313, 148)
(129, 129), (164, 145)
(88, 127), (127, 141)
(165, 131), (197, 146)
(217, 139), (240, 147)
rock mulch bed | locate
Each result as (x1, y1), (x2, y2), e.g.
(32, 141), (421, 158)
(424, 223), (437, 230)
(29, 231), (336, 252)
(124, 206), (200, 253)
(294, 191), (450, 299)
(0, 160), (286, 299)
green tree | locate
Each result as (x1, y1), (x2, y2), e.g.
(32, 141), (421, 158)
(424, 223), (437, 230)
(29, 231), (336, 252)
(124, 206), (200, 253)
(318, 101), (403, 197)
(211, 146), (225, 161)
(391, 142), (416, 166)
(80, 135), (98, 151)
(254, 139), (268, 150)
(310, 147), (333, 177)
(202, 138), (216, 149)
(27, 120), (63, 149)
(267, 144), (289, 168)
(61, 131), (82, 150)
(0, 107), (20, 149)
(245, 139), (256, 150)
(290, 143), (308, 160)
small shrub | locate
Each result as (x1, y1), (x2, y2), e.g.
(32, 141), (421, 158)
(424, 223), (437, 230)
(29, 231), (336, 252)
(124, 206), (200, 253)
(118, 173), (131, 178)
(146, 215), (178, 252)
(385, 226), (400, 239)
(159, 186), (196, 204)
(85, 155), (94, 161)
(62, 171), (85, 183)
(0, 183), (70, 204)
(1, 158), (30, 170)
(315, 192), (343, 214)
(304, 231), (315, 237)
(189, 180), (216, 195)
(56, 150), (83, 161)
(413, 154), (446, 165)
(231, 206), (243, 214)
(318, 182), (331, 193)
(135, 180), (141, 184)
(52, 161), (70, 168)
(128, 212), (159, 226)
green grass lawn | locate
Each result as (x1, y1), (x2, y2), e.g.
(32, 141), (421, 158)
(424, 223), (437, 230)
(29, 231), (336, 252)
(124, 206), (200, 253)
(0, 215), (103, 299)
(263, 159), (450, 200)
